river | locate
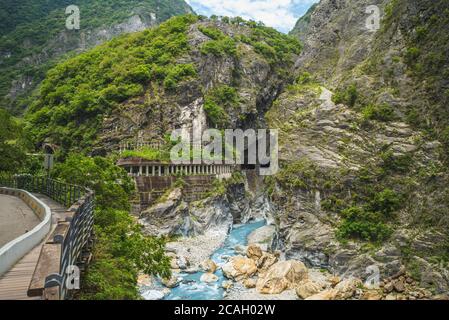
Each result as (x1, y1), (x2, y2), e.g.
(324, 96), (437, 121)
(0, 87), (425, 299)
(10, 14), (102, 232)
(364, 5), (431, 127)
(141, 220), (266, 300)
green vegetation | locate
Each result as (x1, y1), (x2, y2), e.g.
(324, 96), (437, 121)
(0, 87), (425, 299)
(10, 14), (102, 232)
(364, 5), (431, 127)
(361, 103), (396, 122)
(332, 84), (358, 107)
(237, 22), (301, 65)
(25, 14), (199, 154)
(337, 188), (401, 242)
(0, 0), (193, 114)
(200, 36), (238, 57)
(198, 25), (238, 57)
(0, 108), (28, 172)
(121, 146), (170, 162)
(204, 85), (240, 128)
(198, 25), (226, 40)
(52, 154), (170, 299)
(274, 158), (340, 191)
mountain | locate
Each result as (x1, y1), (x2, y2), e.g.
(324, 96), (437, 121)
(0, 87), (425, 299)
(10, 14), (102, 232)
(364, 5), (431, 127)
(0, 0), (194, 114)
(25, 15), (301, 155)
(290, 0), (449, 150)
(265, 0), (449, 293)
(12, 2), (449, 300)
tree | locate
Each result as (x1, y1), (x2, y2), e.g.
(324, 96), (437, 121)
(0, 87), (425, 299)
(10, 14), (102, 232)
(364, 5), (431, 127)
(0, 108), (27, 172)
(52, 154), (171, 299)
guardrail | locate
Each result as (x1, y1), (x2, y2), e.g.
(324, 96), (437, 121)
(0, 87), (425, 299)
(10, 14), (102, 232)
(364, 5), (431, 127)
(0, 175), (94, 300)
(0, 175), (85, 208)
(0, 188), (52, 277)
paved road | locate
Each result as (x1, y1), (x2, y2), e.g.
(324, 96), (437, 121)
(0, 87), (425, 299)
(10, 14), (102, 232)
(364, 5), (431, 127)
(0, 194), (41, 248)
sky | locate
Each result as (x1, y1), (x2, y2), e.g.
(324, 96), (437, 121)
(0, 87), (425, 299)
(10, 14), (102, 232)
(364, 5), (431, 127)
(186, 0), (319, 33)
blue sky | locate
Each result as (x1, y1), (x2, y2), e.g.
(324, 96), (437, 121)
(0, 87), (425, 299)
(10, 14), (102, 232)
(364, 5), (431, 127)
(186, 0), (319, 33)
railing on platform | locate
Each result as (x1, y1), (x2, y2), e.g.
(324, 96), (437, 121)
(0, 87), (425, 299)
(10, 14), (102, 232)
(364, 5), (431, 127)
(0, 175), (94, 300)
(0, 175), (85, 208)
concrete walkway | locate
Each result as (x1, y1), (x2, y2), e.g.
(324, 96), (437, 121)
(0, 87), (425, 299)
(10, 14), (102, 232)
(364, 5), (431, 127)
(0, 194), (67, 300)
(0, 194), (41, 248)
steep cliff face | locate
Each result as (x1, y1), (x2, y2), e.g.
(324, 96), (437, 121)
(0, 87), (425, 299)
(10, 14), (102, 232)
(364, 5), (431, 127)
(291, 0), (449, 150)
(0, 0), (194, 114)
(266, 0), (449, 293)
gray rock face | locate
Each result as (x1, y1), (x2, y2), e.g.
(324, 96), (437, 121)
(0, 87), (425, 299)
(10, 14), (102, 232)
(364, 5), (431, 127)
(267, 82), (448, 289)
(140, 181), (274, 238)
(95, 19), (294, 155)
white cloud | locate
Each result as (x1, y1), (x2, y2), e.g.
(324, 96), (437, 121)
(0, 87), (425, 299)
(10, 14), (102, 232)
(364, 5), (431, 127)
(186, 0), (318, 33)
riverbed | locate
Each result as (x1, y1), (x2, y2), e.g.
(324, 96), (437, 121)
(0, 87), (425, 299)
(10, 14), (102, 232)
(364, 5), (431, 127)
(140, 220), (266, 300)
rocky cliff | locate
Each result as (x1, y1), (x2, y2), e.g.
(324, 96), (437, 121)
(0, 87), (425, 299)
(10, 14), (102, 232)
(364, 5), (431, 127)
(0, 0), (193, 114)
(25, 15), (301, 155)
(265, 0), (449, 294)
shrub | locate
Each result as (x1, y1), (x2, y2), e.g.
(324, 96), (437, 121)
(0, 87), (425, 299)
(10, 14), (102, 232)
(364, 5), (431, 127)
(163, 64), (197, 90)
(405, 47), (420, 64)
(52, 154), (171, 299)
(198, 26), (224, 40)
(332, 84), (358, 107)
(203, 85), (240, 128)
(295, 72), (312, 85)
(362, 103), (396, 122)
(368, 188), (401, 217)
(337, 206), (393, 242)
(200, 37), (237, 56)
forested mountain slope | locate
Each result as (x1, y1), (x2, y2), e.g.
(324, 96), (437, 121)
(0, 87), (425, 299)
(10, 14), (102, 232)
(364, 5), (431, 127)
(0, 0), (193, 114)
(25, 15), (301, 156)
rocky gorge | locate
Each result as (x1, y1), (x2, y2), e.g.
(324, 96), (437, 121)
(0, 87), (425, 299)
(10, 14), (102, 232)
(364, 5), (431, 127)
(10, 0), (448, 301)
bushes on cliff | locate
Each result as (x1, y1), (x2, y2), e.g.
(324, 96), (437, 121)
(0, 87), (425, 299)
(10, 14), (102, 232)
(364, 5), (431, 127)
(332, 84), (358, 107)
(25, 14), (199, 154)
(52, 154), (170, 299)
(204, 85), (240, 128)
(0, 108), (28, 172)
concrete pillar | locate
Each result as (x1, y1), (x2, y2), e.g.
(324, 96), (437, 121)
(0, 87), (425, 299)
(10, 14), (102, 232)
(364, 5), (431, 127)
(139, 166), (143, 176)
(158, 166), (162, 177)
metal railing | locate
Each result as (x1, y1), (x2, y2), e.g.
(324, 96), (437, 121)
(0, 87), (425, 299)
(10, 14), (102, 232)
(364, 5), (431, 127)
(0, 174), (94, 300)
(0, 175), (85, 208)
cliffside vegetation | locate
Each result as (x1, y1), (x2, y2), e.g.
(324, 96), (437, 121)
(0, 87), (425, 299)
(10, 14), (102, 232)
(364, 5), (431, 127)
(25, 14), (301, 156)
(25, 14), (199, 154)
(51, 154), (170, 299)
(0, 0), (193, 114)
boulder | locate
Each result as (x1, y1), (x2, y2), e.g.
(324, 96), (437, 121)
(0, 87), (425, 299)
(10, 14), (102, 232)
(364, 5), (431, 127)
(222, 256), (258, 281)
(200, 259), (217, 273)
(361, 290), (382, 300)
(234, 245), (247, 255)
(222, 280), (233, 290)
(385, 294), (397, 300)
(334, 278), (362, 299)
(177, 256), (190, 270)
(142, 289), (166, 300)
(256, 260), (308, 294)
(243, 278), (257, 289)
(328, 275), (341, 287)
(256, 252), (278, 273)
(305, 289), (338, 300)
(296, 279), (322, 299)
(247, 244), (263, 260)
(137, 274), (152, 287)
(200, 273), (219, 283)
(393, 280), (405, 293)
(383, 281), (394, 293)
(161, 275), (179, 288)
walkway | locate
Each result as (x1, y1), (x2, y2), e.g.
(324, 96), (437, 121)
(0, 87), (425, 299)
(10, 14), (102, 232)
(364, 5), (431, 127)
(0, 194), (40, 248)
(0, 194), (67, 300)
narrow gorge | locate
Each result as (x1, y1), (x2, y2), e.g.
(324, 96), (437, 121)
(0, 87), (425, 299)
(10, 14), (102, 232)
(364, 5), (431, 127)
(1, 0), (448, 301)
